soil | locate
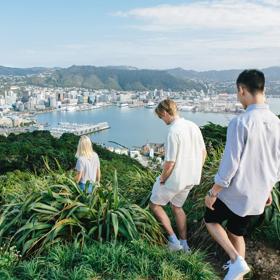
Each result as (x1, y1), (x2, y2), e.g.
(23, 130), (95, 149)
(211, 239), (280, 279)
(246, 240), (280, 280)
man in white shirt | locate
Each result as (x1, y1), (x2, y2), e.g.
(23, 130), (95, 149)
(204, 69), (280, 280)
(150, 99), (207, 252)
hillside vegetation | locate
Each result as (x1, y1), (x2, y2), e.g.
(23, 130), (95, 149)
(0, 123), (279, 279)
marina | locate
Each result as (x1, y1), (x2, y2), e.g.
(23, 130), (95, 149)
(49, 121), (110, 137)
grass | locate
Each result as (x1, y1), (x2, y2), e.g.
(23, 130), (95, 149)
(0, 170), (164, 256)
(0, 241), (218, 280)
(1, 127), (280, 279)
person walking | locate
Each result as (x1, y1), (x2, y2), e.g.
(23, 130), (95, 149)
(150, 99), (207, 252)
(75, 135), (101, 193)
(204, 69), (280, 280)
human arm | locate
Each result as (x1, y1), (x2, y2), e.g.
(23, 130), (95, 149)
(160, 161), (175, 184)
(198, 127), (207, 167)
(266, 191), (273, 206)
(205, 183), (223, 210)
(74, 158), (83, 183)
(74, 171), (83, 183)
(95, 154), (101, 184)
(160, 131), (178, 184)
(96, 167), (101, 184)
(202, 149), (207, 167)
(214, 118), (246, 188)
(205, 119), (246, 210)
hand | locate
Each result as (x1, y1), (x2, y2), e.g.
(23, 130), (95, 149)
(159, 176), (165, 185)
(205, 195), (217, 211)
(265, 193), (272, 206)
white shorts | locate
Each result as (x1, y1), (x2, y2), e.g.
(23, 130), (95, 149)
(150, 177), (193, 207)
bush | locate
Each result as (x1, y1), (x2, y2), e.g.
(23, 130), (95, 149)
(0, 170), (164, 256)
(0, 131), (144, 175)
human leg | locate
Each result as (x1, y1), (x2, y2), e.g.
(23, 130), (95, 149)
(149, 202), (175, 236)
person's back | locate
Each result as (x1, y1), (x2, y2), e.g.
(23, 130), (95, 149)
(165, 118), (205, 190)
(204, 69), (280, 280)
(216, 104), (280, 216)
(75, 135), (101, 193)
(76, 152), (100, 184)
(149, 99), (207, 253)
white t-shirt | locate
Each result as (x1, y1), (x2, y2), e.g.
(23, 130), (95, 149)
(164, 117), (206, 191)
(75, 152), (100, 184)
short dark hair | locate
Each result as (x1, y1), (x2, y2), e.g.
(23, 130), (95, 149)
(236, 69), (265, 95)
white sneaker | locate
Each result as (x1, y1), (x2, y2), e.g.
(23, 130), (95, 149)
(167, 241), (183, 252)
(180, 242), (191, 253)
(223, 256), (250, 280)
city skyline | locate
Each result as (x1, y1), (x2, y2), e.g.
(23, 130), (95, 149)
(1, 0), (280, 70)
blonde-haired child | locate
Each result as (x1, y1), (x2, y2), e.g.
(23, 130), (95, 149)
(75, 135), (101, 193)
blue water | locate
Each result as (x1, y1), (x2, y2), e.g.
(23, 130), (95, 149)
(36, 98), (280, 148)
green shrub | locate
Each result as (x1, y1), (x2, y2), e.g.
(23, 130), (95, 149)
(0, 170), (164, 256)
(0, 131), (144, 176)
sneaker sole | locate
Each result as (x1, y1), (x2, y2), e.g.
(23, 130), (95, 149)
(227, 267), (250, 280)
(167, 245), (183, 252)
(168, 247), (183, 252)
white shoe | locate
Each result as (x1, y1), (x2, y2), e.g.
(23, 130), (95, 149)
(180, 242), (191, 253)
(167, 241), (183, 252)
(223, 256), (250, 280)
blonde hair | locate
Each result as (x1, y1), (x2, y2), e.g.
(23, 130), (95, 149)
(155, 99), (178, 117)
(75, 135), (95, 158)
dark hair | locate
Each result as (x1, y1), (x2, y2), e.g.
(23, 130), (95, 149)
(236, 69), (265, 95)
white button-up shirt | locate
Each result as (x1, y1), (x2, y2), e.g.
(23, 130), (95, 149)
(215, 103), (280, 217)
(164, 117), (206, 191)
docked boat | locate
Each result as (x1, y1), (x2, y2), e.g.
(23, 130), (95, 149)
(118, 103), (129, 108)
(66, 106), (77, 112)
(145, 102), (156, 109)
(180, 105), (195, 112)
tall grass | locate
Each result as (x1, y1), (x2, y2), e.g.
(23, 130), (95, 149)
(0, 169), (164, 256)
(121, 166), (159, 206)
(0, 241), (218, 280)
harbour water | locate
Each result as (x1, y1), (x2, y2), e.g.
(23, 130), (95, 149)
(36, 98), (280, 148)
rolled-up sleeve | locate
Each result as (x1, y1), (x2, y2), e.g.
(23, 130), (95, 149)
(215, 118), (246, 188)
(165, 132), (178, 162)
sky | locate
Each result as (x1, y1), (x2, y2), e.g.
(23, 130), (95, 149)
(1, 0), (280, 70)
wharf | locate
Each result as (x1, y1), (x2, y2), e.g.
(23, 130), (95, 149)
(49, 122), (110, 137)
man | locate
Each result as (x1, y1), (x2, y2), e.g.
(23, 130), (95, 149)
(204, 69), (280, 280)
(150, 99), (207, 252)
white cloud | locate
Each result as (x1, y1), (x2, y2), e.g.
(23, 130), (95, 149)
(2, 1), (280, 70)
(115, 1), (280, 32)
(109, 0), (280, 69)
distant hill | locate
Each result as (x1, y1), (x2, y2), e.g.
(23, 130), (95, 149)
(167, 67), (280, 82)
(27, 65), (206, 91)
(2, 64), (280, 90)
(0, 66), (49, 76)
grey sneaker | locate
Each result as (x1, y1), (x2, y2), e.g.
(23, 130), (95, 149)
(167, 241), (183, 252)
(223, 256), (250, 280)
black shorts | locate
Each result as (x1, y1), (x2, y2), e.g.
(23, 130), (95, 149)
(204, 198), (258, 236)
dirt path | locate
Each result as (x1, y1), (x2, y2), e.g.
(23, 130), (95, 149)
(209, 239), (280, 279)
(246, 240), (280, 280)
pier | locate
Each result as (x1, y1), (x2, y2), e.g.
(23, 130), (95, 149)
(49, 122), (110, 137)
